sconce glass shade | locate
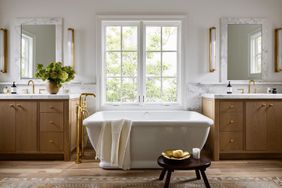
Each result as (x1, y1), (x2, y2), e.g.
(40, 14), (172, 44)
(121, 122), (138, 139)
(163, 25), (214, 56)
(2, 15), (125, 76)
(0, 28), (8, 73)
(275, 28), (282, 72)
(68, 28), (75, 69)
(209, 27), (216, 72)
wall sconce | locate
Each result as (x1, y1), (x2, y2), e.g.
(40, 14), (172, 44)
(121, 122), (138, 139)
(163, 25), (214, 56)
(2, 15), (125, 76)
(275, 28), (282, 72)
(0, 28), (8, 73)
(68, 28), (75, 69)
(209, 27), (216, 72)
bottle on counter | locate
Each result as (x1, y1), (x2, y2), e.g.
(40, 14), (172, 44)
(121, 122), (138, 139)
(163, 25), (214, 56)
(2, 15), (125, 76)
(11, 82), (17, 94)
(227, 81), (232, 94)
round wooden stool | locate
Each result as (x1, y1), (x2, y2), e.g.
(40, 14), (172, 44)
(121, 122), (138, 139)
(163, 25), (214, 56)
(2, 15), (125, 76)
(157, 155), (211, 188)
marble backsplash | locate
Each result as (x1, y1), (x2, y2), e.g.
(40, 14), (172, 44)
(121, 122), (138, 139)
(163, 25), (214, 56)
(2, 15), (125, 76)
(186, 83), (282, 112)
(1, 82), (282, 113)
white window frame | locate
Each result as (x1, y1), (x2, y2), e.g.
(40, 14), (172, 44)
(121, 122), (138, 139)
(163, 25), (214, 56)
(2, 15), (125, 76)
(21, 31), (36, 78)
(248, 29), (262, 79)
(96, 15), (186, 111)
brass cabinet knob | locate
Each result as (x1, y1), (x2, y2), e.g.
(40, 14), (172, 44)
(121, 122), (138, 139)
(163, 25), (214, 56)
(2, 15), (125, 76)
(229, 120), (235, 124)
(229, 139), (235, 143)
(49, 140), (54, 143)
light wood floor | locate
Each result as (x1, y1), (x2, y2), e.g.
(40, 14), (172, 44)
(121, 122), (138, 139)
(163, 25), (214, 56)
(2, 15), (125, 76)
(0, 160), (282, 180)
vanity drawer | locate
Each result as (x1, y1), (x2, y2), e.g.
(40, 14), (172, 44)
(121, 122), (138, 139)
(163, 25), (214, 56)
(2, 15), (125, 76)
(40, 102), (64, 113)
(40, 113), (63, 132)
(40, 132), (63, 152)
(220, 132), (243, 151)
(220, 113), (243, 132)
(220, 102), (243, 113)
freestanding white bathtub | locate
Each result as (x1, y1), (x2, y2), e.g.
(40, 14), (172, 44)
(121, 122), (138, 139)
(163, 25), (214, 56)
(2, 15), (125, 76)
(83, 111), (213, 169)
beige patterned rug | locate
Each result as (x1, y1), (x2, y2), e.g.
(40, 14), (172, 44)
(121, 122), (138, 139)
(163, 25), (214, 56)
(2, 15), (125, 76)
(0, 176), (281, 188)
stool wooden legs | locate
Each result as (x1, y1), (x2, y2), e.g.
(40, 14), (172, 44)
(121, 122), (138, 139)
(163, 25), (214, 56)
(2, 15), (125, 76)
(164, 170), (172, 188)
(159, 168), (211, 188)
(159, 168), (167, 180)
(195, 169), (201, 180)
(200, 169), (211, 188)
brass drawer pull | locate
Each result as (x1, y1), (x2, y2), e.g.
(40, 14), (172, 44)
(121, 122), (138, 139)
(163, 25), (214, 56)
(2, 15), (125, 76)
(49, 140), (54, 143)
(17, 104), (24, 109)
(9, 104), (16, 109)
(229, 139), (235, 143)
(229, 105), (234, 109)
(229, 120), (235, 124)
(268, 104), (274, 108)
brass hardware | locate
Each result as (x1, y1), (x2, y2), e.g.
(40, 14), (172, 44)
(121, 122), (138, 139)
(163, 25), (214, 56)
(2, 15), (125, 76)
(229, 105), (234, 109)
(248, 80), (256, 93)
(275, 28), (282, 72)
(209, 27), (216, 72)
(260, 104), (266, 107)
(68, 28), (75, 69)
(237, 89), (245, 94)
(76, 92), (96, 164)
(9, 104), (16, 109)
(268, 104), (274, 108)
(49, 140), (54, 143)
(39, 89), (46, 94)
(28, 80), (35, 94)
(229, 120), (235, 124)
(229, 139), (235, 143)
(0, 28), (8, 73)
(49, 106), (54, 109)
(49, 121), (54, 124)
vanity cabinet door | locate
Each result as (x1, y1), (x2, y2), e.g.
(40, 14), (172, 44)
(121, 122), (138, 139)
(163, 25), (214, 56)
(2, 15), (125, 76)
(246, 102), (267, 151)
(15, 102), (37, 152)
(266, 102), (282, 151)
(0, 102), (16, 152)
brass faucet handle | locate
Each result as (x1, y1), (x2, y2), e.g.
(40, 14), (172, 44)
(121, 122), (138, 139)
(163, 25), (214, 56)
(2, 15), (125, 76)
(39, 89), (46, 94)
(237, 89), (245, 94)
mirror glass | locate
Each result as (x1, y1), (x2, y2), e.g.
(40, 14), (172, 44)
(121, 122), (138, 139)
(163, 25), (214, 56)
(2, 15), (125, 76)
(20, 25), (56, 79)
(227, 24), (262, 80)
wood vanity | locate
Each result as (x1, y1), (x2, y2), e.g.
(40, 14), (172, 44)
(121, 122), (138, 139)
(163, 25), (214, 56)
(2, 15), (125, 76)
(203, 94), (282, 160)
(0, 94), (79, 160)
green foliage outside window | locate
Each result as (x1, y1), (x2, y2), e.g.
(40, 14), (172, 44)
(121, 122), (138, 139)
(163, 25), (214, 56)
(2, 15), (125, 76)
(105, 25), (178, 103)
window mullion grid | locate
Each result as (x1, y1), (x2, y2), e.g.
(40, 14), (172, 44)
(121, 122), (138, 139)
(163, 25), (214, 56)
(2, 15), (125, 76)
(140, 22), (145, 104)
(160, 27), (163, 100)
(120, 26), (123, 103)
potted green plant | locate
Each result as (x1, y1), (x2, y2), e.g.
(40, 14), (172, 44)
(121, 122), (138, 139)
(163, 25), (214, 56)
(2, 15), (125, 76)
(35, 62), (75, 94)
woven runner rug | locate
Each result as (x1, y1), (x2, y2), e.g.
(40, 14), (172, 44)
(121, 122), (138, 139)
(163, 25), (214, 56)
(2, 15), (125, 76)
(0, 176), (281, 188)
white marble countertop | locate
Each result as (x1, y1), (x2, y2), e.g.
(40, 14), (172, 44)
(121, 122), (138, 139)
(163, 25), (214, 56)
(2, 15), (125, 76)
(202, 93), (282, 99)
(0, 94), (80, 100)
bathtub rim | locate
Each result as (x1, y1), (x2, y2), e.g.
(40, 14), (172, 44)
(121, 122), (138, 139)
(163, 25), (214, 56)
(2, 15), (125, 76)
(83, 110), (214, 127)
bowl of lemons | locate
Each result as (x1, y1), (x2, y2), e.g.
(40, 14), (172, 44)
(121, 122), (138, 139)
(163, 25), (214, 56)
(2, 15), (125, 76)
(162, 149), (190, 160)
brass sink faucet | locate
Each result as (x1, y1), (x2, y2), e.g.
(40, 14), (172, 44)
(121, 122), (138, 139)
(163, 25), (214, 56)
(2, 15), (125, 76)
(28, 80), (35, 94)
(248, 80), (256, 93)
